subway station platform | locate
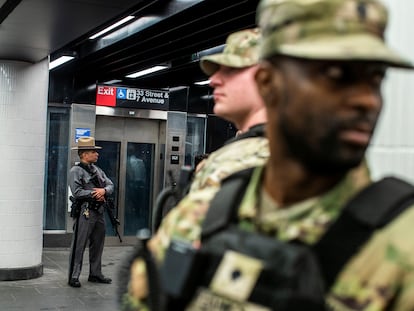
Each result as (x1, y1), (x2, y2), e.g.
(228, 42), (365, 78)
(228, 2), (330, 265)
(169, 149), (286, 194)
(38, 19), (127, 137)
(0, 246), (134, 311)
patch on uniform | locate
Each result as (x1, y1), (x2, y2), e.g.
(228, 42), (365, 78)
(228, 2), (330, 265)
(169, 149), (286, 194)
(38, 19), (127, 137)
(187, 288), (271, 311)
(210, 250), (263, 302)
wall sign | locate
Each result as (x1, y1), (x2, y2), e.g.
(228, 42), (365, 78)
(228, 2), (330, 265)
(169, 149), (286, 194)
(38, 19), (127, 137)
(96, 85), (169, 110)
(75, 128), (91, 142)
(170, 155), (179, 165)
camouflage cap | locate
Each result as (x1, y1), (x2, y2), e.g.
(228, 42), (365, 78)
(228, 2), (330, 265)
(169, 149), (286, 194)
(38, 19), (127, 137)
(257, 0), (413, 68)
(200, 28), (261, 76)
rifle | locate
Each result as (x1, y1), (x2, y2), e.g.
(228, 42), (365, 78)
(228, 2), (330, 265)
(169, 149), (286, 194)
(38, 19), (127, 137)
(82, 163), (122, 243)
(106, 197), (122, 243)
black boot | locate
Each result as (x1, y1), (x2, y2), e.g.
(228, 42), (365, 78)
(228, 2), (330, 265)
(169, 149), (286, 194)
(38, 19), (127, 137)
(88, 275), (112, 284)
(69, 278), (81, 287)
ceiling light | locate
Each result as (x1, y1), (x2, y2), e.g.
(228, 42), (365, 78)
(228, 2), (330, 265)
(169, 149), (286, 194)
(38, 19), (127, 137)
(196, 44), (225, 58)
(126, 65), (169, 78)
(194, 80), (210, 86)
(104, 79), (122, 84)
(89, 16), (135, 40)
(49, 56), (75, 70)
(87, 84), (97, 91)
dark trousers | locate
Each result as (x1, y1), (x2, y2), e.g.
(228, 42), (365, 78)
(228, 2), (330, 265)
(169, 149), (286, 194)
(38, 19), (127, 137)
(70, 207), (106, 279)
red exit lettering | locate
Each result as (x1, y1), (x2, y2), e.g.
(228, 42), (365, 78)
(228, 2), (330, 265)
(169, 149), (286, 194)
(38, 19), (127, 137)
(96, 86), (116, 107)
(97, 86), (114, 96)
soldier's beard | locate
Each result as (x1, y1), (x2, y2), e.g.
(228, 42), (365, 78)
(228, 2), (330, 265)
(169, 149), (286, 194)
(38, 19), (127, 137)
(279, 116), (368, 176)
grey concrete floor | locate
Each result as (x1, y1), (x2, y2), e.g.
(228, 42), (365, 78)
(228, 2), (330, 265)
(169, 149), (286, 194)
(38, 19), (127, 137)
(0, 246), (134, 311)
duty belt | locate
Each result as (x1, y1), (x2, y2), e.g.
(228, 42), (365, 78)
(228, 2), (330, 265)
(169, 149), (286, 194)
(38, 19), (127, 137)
(89, 201), (103, 210)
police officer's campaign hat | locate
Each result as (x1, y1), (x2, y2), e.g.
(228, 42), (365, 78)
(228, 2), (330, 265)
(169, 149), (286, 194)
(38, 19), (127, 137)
(257, 0), (413, 69)
(200, 28), (261, 76)
(71, 137), (102, 150)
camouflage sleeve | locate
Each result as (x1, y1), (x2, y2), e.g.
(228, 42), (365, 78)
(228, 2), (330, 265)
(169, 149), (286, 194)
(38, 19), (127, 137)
(148, 187), (217, 261)
(391, 271), (414, 311)
(189, 137), (269, 193)
(328, 205), (414, 311)
(119, 188), (217, 310)
(119, 256), (149, 311)
(382, 206), (414, 311)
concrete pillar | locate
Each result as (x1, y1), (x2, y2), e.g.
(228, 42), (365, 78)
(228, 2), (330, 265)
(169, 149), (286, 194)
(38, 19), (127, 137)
(0, 59), (49, 280)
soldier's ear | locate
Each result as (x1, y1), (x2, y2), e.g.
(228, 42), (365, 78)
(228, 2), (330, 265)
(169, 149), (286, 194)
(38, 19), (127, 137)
(255, 61), (280, 108)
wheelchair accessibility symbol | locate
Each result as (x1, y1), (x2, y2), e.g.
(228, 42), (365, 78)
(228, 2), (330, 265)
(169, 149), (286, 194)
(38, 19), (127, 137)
(117, 88), (127, 99)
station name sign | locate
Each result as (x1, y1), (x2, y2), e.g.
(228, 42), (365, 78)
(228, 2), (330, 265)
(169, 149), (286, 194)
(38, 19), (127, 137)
(96, 85), (169, 110)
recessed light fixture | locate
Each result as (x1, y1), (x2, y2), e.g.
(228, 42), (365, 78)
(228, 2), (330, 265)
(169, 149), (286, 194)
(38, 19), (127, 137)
(49, 56), (75, 70)
(87, 84), (97, 91)
(104, 79), (122, 84)
(89, 16), (135, 40)
(126, 65), (169, 78)
(194, 80), (210, 86)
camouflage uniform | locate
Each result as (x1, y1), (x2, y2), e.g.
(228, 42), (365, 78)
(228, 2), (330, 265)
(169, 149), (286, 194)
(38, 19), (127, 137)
(120, 0), (414, 310)
(147, 164), (414, 311)
(191, 28), (269, 194)
(200, 28), (262, 75)
(257, 0), (412, 68)
(189, 137), (269, 193)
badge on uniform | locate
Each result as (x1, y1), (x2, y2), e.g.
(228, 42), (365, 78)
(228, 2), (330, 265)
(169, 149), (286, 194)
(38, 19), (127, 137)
(209, 250), (263, 302)
(83, 207), (90, 219)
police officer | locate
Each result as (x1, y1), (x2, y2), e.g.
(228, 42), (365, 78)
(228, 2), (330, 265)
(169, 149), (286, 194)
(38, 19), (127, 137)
(68, 136), (114, 288)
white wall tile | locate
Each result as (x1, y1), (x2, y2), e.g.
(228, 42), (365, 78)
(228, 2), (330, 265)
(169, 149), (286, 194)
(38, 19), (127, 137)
(0, 60), (48, 269)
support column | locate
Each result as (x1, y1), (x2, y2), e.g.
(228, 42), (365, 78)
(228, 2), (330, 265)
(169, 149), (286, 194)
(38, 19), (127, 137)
(0, 59), (49, 280)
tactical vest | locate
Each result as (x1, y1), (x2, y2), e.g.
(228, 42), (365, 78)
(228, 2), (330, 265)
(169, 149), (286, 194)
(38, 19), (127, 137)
(157, 168), (414, 311)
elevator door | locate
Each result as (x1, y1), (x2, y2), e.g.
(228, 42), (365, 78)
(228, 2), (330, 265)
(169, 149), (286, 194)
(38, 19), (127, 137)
(95, 116), (163, 245)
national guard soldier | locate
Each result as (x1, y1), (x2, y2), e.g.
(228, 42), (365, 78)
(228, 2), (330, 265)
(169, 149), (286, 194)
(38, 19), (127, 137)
(189, 27), (269, 193)
(151, 28), (270, 231)
(118, 0), (414, 310)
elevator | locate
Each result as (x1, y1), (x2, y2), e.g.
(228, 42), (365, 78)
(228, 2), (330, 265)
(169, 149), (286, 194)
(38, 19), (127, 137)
(95, 115), (166, 244)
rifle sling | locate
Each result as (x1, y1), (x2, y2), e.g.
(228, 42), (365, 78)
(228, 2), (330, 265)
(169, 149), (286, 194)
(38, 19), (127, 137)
(201, 168), (254, 238)
(77, 162), (104, 188)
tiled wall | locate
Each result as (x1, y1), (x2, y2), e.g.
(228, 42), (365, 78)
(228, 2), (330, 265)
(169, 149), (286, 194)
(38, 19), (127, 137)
(367, 0), (414, 183)
(0, 60), (48, 269)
